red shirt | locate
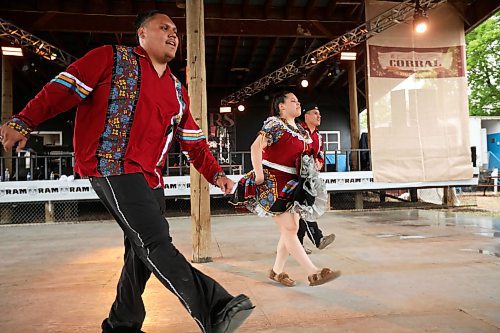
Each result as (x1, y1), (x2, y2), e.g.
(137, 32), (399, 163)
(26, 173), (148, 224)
(260, 117), (311, 171)
(304, 125), (325, 168)
(8, 45), (223, 188)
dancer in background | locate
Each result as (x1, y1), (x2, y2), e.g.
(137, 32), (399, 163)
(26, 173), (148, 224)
(297, 103), (336, 254)
(232, 91), (341, 287)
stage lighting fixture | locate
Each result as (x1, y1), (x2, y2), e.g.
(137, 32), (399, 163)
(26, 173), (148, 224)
(219, 106), (231, 113)
(340, 52), (357, 61)
(1, 46), (23, 56)
(413, 0), (429, 33)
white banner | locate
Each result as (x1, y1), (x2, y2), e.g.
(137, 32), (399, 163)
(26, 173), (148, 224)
(366, 1), (473, 183)
(0, 172), (477, 203)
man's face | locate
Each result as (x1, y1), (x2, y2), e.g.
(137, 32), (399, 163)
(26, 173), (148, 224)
(138, 14), (178, 63)
(305, 109), (321, 128)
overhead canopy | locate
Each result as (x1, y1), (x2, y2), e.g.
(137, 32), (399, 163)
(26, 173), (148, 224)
(0, 0), (497, 95)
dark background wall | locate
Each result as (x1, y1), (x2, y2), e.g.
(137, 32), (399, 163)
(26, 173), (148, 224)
(226, 88), (354, 152)
(10, 66), (357, 154)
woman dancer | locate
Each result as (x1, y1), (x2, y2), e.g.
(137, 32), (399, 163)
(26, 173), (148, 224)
(232, 91), (341, 287)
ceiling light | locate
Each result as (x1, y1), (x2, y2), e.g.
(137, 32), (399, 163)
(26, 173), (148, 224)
(1, 46), (23, 57)
(219, 106), (231, 113)
(413, 0), (429, 34)
(237, 104), (245, 112)
(300, 78), (309, 88)
(340, 52), (357, 61)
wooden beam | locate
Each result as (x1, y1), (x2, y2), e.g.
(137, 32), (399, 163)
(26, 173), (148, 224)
(348, 60), (359, 171)
(211, 36), (222, 84)
(327, 0), (338, 18)
(230, 36), (241, 70)
(311, 21), (336, 39)
(264, 0), (273, 19)
(186, 0), (212, 263)
(0, 3), (361, 20)
(114, 32), (122, 45)
(260, 37), (279, 77)
(242, 0), (251, 18)
(306, 0), (318, 19)
(462, 0), (500, 33)
(1, 56), (13, 177)
(280, 38), (298, 67)
(243, 38), (260, 83)
(0, 10), (359, 37)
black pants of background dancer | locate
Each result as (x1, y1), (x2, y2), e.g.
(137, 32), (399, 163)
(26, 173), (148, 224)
(297, 219), (324, 247)
(91, 173), (248, 333)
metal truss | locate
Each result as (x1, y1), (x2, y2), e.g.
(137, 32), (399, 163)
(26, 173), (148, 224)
(0, 18), (76, 67)
(221, 0), (447, 106)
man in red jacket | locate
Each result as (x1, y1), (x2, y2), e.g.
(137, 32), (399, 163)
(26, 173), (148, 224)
(297, 103), (336, 254)
(0, 10), (253, 333)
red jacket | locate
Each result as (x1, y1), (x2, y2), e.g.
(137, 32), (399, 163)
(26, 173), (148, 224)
(7, 45), (224, 188)
(305, 126), (325, 168)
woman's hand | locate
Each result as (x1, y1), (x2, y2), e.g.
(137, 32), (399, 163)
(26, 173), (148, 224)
(255, 173), (265, 185)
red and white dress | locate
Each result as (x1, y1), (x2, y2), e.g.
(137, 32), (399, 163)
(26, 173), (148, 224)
(232, 117), (327, 219)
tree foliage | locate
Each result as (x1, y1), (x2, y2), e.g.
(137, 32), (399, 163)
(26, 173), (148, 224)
(465, 12), (500, 116)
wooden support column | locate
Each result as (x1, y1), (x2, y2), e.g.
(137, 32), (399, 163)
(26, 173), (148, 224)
(348, 60), (359, 171)
(348, 60), (363, 208)
(1, 56), (13, 175)
(410, 188), (418, 202)
(443, 186), (455, 207)
(45, 201), (54, 223)
(186, 0), (212, 263)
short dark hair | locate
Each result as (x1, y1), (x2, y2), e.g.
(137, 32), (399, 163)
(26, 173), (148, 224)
(134, 10), (163, 30)
(271, 90), (293, 116)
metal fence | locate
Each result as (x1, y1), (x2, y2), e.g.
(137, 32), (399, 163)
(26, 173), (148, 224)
(2, 151), (496, 225)
(1, 186), (495, 225)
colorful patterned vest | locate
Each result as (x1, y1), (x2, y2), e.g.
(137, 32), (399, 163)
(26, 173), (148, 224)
(96, 45), (185, 176)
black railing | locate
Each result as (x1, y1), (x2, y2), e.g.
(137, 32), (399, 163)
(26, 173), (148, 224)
(1, 149), (372, 181)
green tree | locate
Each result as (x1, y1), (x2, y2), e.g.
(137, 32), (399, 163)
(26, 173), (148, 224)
(466, 12), (500, 116)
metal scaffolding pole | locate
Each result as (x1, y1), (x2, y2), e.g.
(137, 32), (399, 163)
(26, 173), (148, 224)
(0, 18), (76, 67)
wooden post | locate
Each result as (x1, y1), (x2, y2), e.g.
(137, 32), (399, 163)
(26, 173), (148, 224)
(348, 61), (359, 171)
(45, 201), (54, 223)
(410, 188), (418, 202)
(186, 0), (212, 263)
(348, 60), (363, 207)
(443, 186), (455, 207)
(2, 56), (13, 174)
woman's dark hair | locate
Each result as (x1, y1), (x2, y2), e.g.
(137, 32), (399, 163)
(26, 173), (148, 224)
(270, 90), (293, 116)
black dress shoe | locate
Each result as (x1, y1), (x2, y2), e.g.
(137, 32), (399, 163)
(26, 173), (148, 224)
(212, 294), (255, 333)
(101, 319), (145, 333)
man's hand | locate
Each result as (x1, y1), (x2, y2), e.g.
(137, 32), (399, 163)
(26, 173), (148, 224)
(0, 124), (27, 152)
(315, 159), (324, 171)
(216, 176), (234, 195)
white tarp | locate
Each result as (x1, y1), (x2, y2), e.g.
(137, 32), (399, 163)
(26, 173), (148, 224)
(366, 1), (473, 182)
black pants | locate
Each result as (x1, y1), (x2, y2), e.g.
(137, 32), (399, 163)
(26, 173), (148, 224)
(297, 219), (324, 248)
(91, 173), (232, 333)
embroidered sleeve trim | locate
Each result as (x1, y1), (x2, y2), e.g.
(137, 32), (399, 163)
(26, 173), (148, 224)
(176, 127), (206, 141)
(51, 72), (93, 99)
(213, 171), (226, 184)
(7, 118), (32, 137)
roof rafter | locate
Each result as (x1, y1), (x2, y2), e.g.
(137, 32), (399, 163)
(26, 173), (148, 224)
(0, 18), (76, 67)
(221, 0), (447, 106)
